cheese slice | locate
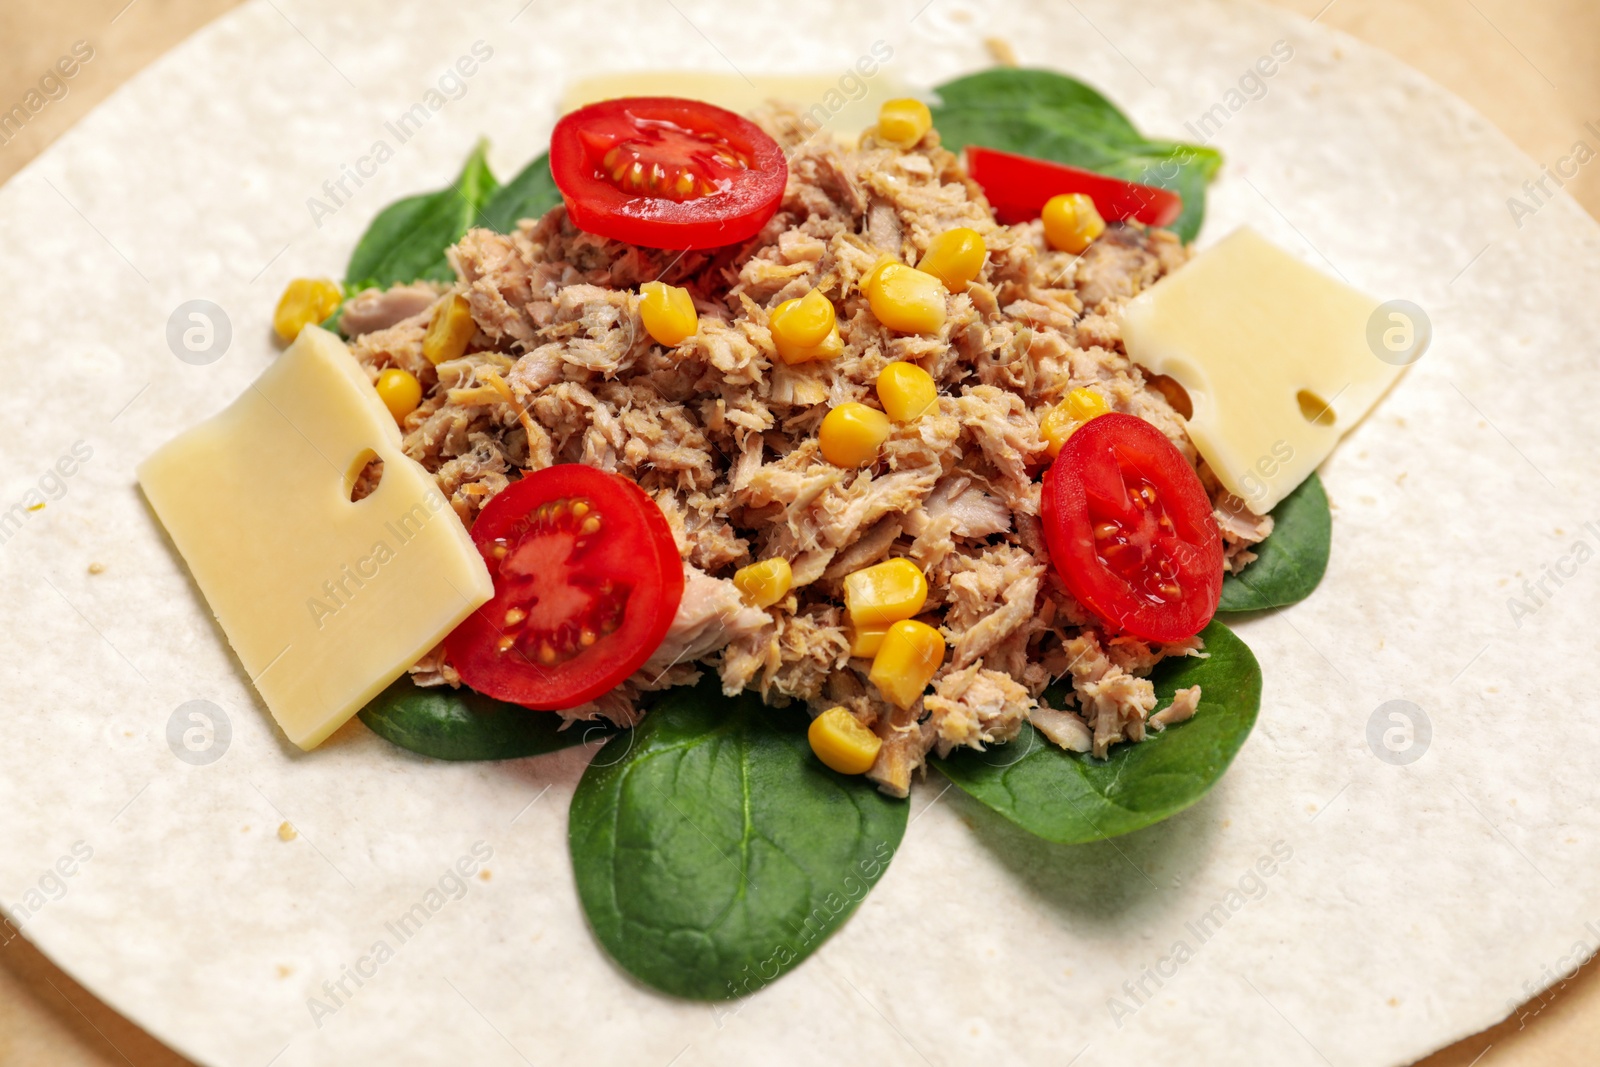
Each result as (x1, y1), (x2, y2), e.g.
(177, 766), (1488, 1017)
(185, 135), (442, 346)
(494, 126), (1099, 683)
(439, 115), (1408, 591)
(1121, 227), (1409, 512)
(138, 327), (493, 749)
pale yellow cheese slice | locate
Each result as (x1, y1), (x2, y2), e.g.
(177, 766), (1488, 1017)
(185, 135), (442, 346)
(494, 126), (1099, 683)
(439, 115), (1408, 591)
(1120, 227), (1407, 512)
(138, 327), (493, 750)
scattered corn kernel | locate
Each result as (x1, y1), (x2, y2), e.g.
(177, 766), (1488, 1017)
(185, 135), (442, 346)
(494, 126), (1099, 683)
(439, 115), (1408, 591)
(1065, 387), (1111, 423)
(876, 362), (938, 423)
(849, 622), (890, 659)
(869, 620), (946, 710)
(423, 293), (476, 365)
(1040, 387), (1111, 457)
(844, 558), (928, 627)
(808, 706), (883, 775)
(819, 402), (892, 468)
(639, 280), (698, 347)
(272, 278), (342, 343)
(770, 288), (843, 364)
(733, 557), (793, 609)
(876, 98), (933, 149)
(375, 368), (423, 422)
(867, 263), (947, 335)
(859, 255), (897, 298)
(918, 227), (986, 291)
(1042, 193), (1106, 254)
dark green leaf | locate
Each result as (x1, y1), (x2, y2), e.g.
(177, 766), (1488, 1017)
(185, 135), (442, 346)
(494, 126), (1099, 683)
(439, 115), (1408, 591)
(933, 620), (1261, 844)
(478, 152), (562, 234)
(344, 140), (500, 291)
(1218, 472), (1332, 613)
(930, 68), (1223, 242)
(569, 680), (907, 1000)
(358, 676), (609, 761)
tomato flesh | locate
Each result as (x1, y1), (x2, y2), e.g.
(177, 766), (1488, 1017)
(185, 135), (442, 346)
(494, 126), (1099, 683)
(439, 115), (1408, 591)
(550, 97), (788, 250)
(965, 146), (1183, 229)
(1042, 413), (1222, 642)
(445, 465), (684, 710)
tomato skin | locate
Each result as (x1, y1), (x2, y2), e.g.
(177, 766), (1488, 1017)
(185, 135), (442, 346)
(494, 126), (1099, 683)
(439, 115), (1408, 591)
(965, 146), (1183, 229)
(550, 97), (788, 250)
(445, 465), (684, 710)
(1041, 414), (1222, 642)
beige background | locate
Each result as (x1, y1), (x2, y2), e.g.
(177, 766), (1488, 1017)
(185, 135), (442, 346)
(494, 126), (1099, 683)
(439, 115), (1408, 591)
(0, 1), (1595, 1064)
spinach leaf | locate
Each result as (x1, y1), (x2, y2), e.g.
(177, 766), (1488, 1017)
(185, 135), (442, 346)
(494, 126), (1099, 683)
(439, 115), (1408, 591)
(569, 680), (907, 1000)
(344, 140), (499, 291)
(1218, 472), (1332, 613)
(358, 676), (610, 761)
(930, 68), (1223, 243)
(478, 152), (562, 234)
(933, 620), (1260, 844)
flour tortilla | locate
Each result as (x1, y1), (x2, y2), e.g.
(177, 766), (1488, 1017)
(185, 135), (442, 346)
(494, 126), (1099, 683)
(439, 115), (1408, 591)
(2, 1), (1597, 1064)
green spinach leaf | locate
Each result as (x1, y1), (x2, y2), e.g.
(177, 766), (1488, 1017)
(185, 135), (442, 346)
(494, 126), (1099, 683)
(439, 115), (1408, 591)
(344, 140), (499, 291)
(569, 680), (907, 1000)
(478, 152), (562, 234)
(930, 68), (1223, 243)
(933, 620), (1260, 844)
(1218, 472), (1332, 613)
(358, 676), (609, 761)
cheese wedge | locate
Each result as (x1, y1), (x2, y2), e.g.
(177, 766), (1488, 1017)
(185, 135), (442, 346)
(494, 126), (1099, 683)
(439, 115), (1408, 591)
(1121, 227), (1410, 512)
(138, 327), (493, 749)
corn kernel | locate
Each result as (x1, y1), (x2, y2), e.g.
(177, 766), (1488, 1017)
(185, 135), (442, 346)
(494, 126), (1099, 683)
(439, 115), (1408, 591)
(859, 255), (897, 298)
(844, 558), (928, 627)
(876, 362), (938, 423)
(733, 557), (792, 609)
(808, 707), (883, 775)
(770, 288), (843, 364)
(1040, 387), (1112, 458)
(867, 263), (947, 335)
(818, 402), (892, 468)
(918, 227), (986, 291)
(876, 98), (933, 149)
(273, 278), (343, 343)
(375, 368), (423, 422)
(849, 622), (890, 659)
(1042, 193), (1106, 255)
(423, 293), (476, 365)
(639, 280), (699, 347)
(1066, 387), (1110, 423)
(870, 620), (946, 710)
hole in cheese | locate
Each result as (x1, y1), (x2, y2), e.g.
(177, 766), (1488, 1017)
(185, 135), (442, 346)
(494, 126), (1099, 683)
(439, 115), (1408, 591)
(1296, 390), (1336, 427)
(345, 449), (384, 502)
(1145, 373), (1194, 420)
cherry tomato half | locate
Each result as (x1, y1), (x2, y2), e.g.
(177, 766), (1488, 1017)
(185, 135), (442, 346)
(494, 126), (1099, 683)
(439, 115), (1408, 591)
(965, 146), (1183, 229)
(445, 465), (685, 710)
(549, 96), (788, 250)
(1041, 413), (1222, 642)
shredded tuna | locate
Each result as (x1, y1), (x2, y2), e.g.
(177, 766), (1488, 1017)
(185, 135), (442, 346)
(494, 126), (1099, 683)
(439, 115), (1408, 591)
(1151, 685), (1203, 730)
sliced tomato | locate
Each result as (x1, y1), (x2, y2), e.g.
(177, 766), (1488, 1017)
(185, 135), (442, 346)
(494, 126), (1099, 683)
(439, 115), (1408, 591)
(965, 146), (1183, 229)
(549, 96), (788, 250)
(445, 465), (684, 710)
(1042, 413), (1222, 642)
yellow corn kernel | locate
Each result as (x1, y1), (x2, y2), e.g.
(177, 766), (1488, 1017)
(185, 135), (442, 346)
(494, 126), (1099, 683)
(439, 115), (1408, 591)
(876, 362), (938, 423)
(849, 622), (890, 659)
(733, 557), (793, 609)
(808, 707), (883, 776)
(423, 293), (476, 365)
(870, 620), (946, 710)
(843, 558), (928, 627)
(917, 227), (986, 291)
(818, 402), (892, 468)
(375, 368), (423, 422)
(273, 278), (342, 343)
(1040, 387), (1112, 458)
(1042, 193), (1106, 254)
(859, 255), (897, 298)
(867, 263), (947, 335)
(639, 280), (698, 347)
(876, 98), (933, 149)
(769, 288), (843, 365)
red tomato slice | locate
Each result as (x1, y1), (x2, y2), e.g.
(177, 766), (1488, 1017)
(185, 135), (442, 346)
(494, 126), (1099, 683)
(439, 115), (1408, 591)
(549, 96), (788, 250)
(445, 465), (684, 710)
(1042, 413), (1222, 642)
(965, 146), (1183, 229)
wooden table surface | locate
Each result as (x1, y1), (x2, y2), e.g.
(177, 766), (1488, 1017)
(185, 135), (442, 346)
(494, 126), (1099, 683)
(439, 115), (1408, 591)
(1, 2), (1596, 1064)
